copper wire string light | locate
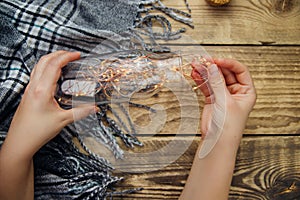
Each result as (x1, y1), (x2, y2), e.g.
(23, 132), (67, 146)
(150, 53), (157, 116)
(55, 49), (216, 161)
(56, 50), (211, 107)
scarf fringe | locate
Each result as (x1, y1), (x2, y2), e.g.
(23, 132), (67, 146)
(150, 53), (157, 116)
(79, 0), (194, 158)
(130, 0), (194, 52)
(0, 0), (193, 199)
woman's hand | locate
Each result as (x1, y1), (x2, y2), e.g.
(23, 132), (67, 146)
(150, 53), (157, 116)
(191, 58), (256, 148)
(180, 58), (256, 200)
(7, 51), (96, 158)
(0, 51), (96, 200)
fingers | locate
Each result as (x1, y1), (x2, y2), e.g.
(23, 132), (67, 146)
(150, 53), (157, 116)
(191, 67), (209, 93)
(213, 58), (254, 88)
(42, 51), (80, 89)
(191, 61), (213, 103)
(219, 67), (237, 86)
(31, 51), (80, 90)
(191, 59), (227, 105)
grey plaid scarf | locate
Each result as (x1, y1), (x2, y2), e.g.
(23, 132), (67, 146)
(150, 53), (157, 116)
(0, 0), (192, 199)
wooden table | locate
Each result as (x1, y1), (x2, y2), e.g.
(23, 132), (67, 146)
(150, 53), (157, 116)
(85, 0), (300, 199)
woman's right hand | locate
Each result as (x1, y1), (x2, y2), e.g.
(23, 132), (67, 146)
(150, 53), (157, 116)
(191, 58), (256, 155)
(180, 58), (256, 200)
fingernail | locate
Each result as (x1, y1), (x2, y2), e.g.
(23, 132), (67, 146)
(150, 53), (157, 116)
(209, 64), (219, 76)
(94, 106), (100, 113)
(90, 106), (99, 114)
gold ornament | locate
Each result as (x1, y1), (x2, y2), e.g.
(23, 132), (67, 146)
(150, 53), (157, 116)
(205, 0), (231, 6)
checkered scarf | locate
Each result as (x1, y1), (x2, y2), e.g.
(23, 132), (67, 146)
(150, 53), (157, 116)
(0, 0), (192, 199)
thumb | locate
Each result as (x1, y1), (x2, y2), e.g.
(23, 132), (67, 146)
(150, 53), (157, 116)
(208, 64), (226, 105)
(207, 63), (227, 122)
(64, 105), (98, 124)
(199, 64), (227, 159)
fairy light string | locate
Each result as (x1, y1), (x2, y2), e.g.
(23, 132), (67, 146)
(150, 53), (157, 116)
(56, 50), (213, 157)
(57, 51), (212, 104)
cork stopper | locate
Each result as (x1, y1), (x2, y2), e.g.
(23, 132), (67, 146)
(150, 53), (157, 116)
(205, 0), (231, 6)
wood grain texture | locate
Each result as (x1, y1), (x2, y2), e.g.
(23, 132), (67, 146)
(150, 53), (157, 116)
(205, 46), (300, 134)
(151, 0), (300, 45)
(97, 136), (300, 200)
(97, 46), (300, 135)
(231, 136), (300, 200)
(75, 2), (300, 200)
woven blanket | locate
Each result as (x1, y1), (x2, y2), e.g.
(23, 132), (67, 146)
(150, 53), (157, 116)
(0, 0), (192, 199)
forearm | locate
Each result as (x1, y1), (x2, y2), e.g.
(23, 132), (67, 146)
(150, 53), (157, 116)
(180, 127), (242, 200)
(182, 57), (256, 199)
(0, 133), (35, 200)
(0, 51), (94, 200)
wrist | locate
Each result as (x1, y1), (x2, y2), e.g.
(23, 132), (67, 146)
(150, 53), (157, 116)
(202, 118), (246, 157)
(3, 128), (41, 162)
(214, 120), (245, 154)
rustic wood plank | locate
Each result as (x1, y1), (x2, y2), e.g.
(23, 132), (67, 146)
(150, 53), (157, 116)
(150, 0), (300, 45)
(231, 136), (300, 200)
(92, 136), (300, 200)
(94, 46), (300, 135)
(205, 45), (300, 134)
